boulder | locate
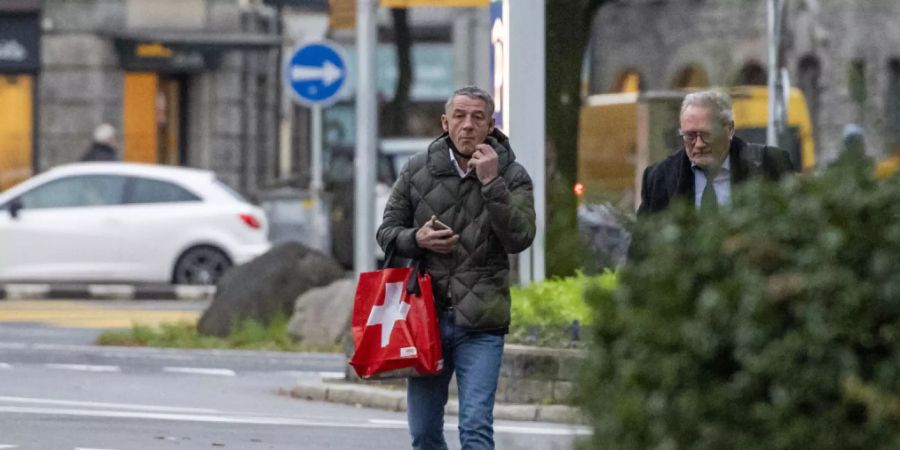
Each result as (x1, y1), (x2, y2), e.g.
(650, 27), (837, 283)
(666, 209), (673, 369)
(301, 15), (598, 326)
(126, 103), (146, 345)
(197, 242), (346, 337)
(287, 278), (356, 348)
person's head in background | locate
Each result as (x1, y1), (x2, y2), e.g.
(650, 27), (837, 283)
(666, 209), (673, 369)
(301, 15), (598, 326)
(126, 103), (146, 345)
(679, 89), (736, 173)
(841, 123), (866, 158)
(93, 123), (117, 146)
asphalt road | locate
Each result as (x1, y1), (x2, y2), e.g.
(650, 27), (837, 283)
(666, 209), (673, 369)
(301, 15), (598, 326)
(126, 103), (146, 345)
(0, 301), (586, 449)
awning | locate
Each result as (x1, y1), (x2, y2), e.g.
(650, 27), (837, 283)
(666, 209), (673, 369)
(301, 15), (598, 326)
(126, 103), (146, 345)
(103, 29), (282, 73)
(105, 29), (282, 52)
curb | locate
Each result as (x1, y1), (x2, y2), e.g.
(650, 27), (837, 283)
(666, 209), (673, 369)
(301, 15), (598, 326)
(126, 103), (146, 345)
(0, 283), (215, 301)
(289, 378), (584, 424)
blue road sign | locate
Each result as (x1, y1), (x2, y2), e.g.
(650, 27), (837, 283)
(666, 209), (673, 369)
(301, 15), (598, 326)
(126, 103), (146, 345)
(286, 41), (348, 106)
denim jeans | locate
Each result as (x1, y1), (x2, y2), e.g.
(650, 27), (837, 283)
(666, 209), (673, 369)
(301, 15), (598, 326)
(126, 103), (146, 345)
(407, 308), (505, 450)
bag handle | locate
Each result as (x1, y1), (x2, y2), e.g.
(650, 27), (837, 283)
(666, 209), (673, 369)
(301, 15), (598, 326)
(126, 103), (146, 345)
(382, 241), (423, 296)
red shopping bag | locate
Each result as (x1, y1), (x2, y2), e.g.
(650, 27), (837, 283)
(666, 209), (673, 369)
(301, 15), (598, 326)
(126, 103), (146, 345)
(349, 266), (442, 379)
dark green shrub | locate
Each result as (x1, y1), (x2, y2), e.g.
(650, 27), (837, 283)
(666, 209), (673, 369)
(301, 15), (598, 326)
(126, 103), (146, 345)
(579, 161), (900, 449)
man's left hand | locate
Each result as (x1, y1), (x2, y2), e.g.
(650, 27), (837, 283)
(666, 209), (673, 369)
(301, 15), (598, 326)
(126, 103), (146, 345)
(469, 143), (498, 185)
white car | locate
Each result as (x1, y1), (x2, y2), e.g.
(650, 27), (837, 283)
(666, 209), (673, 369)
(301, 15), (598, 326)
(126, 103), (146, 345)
(0, 163), (271, 285)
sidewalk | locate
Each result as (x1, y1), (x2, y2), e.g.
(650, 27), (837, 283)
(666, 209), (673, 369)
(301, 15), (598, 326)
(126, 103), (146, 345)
(289, 376), (584, 424)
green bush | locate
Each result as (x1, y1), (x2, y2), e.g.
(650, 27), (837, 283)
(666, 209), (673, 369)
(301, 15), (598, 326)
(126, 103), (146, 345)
(579, 161), (900, 449)
(97, 313), (340, 352)
(509, 271), (617, 346)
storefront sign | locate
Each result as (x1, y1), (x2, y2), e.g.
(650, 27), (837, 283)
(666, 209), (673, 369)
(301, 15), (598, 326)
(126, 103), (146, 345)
(0, 15), (40, 72)
(115, 40), (215, 73)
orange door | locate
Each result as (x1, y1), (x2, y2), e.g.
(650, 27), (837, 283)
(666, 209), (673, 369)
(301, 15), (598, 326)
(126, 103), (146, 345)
(0, 74), (34, 190)
(123, 72), (159, 163)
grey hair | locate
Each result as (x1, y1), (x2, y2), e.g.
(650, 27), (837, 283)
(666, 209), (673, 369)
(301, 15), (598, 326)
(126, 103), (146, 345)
(445, 85), (495, 117)
(681, 89), (734, 125)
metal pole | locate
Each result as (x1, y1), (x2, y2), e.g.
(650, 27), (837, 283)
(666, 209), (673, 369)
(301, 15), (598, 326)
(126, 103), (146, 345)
(506, 0), (545, 284)
(311, 105), (325, 251)
(766, 0), (779, 147)
(354, 0), (378, 276)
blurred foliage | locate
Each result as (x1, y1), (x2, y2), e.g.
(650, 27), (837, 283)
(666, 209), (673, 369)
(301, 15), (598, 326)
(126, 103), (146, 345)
(578, 160), (900, 449)
(97, 313), (341, 353)
(509, 270), (617, 347)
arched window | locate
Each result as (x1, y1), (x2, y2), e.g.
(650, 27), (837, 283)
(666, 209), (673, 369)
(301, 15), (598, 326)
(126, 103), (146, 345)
(611, 70), (642, 93)
(797, 54), (821, 149)
(671, 65), (709, 89)
(736, 62), (767, 85)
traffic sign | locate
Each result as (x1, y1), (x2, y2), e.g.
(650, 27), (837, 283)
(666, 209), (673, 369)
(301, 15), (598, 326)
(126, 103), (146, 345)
(285, 41), (348, 106)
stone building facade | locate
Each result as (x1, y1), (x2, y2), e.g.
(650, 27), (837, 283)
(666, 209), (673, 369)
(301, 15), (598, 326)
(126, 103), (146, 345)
(8, 0), (281, 194)
(587, 0), (900, 162)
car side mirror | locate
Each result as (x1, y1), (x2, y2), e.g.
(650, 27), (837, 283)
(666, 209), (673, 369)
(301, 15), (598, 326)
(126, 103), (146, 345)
(8, 199), (22, 219)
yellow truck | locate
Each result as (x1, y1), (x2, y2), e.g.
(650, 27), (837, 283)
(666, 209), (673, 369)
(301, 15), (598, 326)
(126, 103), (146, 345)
(576, 86), (815, 210)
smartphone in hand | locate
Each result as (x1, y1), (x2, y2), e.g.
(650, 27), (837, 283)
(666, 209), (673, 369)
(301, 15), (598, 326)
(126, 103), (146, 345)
(432, 219), (452, 233)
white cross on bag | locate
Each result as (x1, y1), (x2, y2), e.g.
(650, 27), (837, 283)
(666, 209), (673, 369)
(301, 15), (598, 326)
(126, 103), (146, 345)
(366, 281), (411, 347)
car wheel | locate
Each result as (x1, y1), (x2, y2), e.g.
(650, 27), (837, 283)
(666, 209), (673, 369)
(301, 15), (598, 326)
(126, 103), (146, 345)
(172, 246), (232, 285)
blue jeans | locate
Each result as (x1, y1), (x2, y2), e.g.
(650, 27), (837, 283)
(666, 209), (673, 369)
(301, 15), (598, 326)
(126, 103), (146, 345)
(407, 308), (505, 450)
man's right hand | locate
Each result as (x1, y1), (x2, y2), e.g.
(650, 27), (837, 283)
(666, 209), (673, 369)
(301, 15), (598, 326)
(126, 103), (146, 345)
(415, 215), (459, 254)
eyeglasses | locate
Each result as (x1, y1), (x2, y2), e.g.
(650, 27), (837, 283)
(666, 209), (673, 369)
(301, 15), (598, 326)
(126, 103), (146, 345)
(679, 129), (713, 144)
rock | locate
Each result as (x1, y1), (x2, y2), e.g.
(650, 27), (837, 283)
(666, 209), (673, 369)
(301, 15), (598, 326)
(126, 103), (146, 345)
(197, 242), (346, 337)
(287, 278), (356, 348)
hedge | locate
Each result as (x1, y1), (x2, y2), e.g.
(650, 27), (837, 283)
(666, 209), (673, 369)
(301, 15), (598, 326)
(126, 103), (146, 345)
(579, 160), (900, 449)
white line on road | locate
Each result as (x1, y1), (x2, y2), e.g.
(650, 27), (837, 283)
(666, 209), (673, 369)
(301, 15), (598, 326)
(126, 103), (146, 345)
(0, 363), (11, 370)
(0, 396), (219, 413)
(0, 405), (591, 436)
(44, 364), (121, 373)
(284, 370), (345, 379)
(368, 419), (592, 436)
(4, 284), (50, 299)
(0, 444), (20, 449)
(163, 367), (236, 376)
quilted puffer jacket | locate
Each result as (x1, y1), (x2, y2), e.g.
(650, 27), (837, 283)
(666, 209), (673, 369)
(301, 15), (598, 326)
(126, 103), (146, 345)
(376, 129), (536, 332)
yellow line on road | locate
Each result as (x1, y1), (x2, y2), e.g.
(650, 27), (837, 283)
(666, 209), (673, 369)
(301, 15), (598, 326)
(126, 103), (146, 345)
(0, 300), (199, 329)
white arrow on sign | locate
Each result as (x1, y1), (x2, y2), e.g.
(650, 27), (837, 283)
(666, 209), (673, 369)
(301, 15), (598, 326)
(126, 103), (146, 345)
(291, 60), (343, 87)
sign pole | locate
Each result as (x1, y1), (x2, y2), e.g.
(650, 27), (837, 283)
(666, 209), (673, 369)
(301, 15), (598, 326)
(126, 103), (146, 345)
(355, 0), (378, 276)
(283, 39), (348, 254)
(311, 104), (325, 251)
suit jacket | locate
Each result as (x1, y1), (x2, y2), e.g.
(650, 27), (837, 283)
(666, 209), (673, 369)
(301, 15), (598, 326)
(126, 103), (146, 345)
(638, 136), (794, 214)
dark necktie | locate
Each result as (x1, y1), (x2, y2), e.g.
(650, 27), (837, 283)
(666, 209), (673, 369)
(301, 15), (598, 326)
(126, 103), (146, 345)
(700, 171), (718, 213)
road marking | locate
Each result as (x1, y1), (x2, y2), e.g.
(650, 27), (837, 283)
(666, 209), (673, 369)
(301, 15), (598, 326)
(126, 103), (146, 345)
(45, 364), (121, 373)
(87, 284), (136, 298)
(0, 405), (592, 435)
(367, 419), (592, 436)
(0, 396), (218, 413)
(285, 370), (345, 379)
(3, 284), (50, 299)
(0, 300), (199, 328)
(163, 367), (236, 376)
(0, 444), (20, 449)
(0, 363), (11, 370)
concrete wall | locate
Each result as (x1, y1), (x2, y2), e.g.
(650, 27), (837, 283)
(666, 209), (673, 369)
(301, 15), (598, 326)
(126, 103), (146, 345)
(587, 0), (900, 161)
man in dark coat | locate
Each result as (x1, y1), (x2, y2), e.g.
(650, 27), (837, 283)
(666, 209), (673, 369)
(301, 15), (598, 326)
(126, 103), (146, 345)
(377, 86), (535, 449)
(80, 123), (119, 162)
(638, 89), (794, 214)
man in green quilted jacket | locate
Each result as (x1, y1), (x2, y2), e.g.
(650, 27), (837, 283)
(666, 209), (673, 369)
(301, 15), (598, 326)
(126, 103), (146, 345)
(377, 85), (536, 450)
